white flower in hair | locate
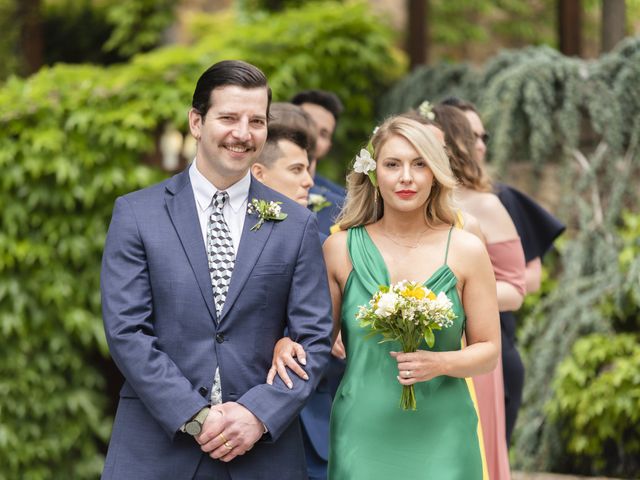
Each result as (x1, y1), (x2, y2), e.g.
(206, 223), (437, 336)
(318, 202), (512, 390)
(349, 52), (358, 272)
(353, 148), (376, 175)
(418, 100), (435, 120)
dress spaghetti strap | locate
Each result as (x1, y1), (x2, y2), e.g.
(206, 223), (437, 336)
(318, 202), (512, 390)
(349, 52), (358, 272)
(444, 225), (454, 265)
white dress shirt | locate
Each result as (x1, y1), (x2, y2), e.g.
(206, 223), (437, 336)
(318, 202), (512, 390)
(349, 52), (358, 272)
(189, 159), (250, 253)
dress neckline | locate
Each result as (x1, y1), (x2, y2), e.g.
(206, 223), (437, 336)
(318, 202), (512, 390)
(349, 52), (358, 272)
(361, 226), (457, 286)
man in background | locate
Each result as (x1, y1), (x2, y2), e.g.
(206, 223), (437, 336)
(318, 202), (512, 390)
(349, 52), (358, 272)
(291, 89), (345, 236)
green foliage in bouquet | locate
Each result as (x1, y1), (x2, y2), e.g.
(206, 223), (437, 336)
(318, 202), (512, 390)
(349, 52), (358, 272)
(0, 3), (401, 477)
(357, 281), (456, 410)
(547, 333), (640, 478)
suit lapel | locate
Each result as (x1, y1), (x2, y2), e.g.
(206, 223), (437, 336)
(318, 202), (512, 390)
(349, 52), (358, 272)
(165, 169), (217, 322)
(218, 177), (274, 322)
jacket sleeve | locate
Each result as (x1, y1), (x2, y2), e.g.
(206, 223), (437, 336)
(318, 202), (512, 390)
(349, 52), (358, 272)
(237, 214), (333, 441)
(101, 196), (208, 438)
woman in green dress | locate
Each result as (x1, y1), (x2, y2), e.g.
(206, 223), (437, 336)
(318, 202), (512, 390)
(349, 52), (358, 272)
(271, 116), (500, 479)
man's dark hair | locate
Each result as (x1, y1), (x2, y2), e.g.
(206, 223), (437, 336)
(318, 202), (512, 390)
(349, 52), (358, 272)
(441, 96), (479, 115)
(192, 60), (272, 119)
(290, 89), (344, 122)
(257, 103), (317, 167)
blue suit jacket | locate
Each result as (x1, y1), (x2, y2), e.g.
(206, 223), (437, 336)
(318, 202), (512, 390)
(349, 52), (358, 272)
(313, 174), (346, 198)
(101, 170), (332, 480)
(310, 185), (344, 237)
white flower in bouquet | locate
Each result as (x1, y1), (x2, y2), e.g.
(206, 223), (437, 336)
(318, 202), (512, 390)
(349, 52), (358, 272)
(357, 280), (457, 410)
(374, 292), (399, 318)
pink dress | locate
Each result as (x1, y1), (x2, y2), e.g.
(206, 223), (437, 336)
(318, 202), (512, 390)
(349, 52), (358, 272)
(472, 239), (525, 480)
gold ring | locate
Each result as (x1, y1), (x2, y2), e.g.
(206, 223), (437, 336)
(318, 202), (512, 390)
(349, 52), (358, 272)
(219, 433), (228, 444)
(224, 441), (233, 449)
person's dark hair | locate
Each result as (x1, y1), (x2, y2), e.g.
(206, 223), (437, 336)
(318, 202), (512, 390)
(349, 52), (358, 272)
(441, 96), (479, 115)
(257, 103), (317, 167)
(290, 89), (344, 122)
(431, 104), (492, 192)
(191, 60), (272, 119)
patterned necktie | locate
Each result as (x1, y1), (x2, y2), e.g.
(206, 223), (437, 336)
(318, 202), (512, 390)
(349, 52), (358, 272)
(206, 191), (236, 405)
(207, 191), (236, 316)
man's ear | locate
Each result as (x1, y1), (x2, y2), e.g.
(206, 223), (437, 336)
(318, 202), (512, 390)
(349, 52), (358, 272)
(251, 163), (266, 181)
(188, 108), (203, 140)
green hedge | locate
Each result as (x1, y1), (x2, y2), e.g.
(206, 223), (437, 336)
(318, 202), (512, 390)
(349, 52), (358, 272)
(548, 333), (640, 477)
(0, 3), (402, 477)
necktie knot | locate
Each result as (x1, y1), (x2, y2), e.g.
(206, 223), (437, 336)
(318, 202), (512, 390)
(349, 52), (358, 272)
(213, 191), (229, 212)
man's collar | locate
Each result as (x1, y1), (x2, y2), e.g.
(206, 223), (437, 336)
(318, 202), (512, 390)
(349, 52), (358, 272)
(189, 159), (250, 213)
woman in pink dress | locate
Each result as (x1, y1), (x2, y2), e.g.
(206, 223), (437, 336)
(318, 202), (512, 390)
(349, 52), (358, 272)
(431, 104), (526, 480)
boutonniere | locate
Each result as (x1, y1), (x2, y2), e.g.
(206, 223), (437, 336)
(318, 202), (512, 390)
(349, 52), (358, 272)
(247, 198), (288, 231)
(308, 193), (332, 213)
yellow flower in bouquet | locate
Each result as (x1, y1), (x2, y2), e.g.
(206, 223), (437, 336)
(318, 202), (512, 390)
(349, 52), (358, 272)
(357, 280), (457, 410)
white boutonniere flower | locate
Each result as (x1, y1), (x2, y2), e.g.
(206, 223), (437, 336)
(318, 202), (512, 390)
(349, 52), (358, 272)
(247, 199), (287, 231)
(308, 193), (332, 213)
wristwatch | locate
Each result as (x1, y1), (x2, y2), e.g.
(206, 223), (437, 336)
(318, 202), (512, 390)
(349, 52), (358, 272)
(185, 407), (210, 436)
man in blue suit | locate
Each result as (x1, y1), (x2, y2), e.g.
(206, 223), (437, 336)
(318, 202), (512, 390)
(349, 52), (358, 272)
(291, 90), (345, 237)
(101, 60), (332, 480)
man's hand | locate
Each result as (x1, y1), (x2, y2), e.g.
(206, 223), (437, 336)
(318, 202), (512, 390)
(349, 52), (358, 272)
(195, 402), (264, 462)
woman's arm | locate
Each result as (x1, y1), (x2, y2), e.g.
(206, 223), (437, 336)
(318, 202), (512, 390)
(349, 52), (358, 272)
(393, 231), (500, 383)
(477, 195), (526, 312)
(496, 280), (524, 311)
(266, 231), (350, 386)
(323, 232), (349, 342)
(525, 257), (542, 293)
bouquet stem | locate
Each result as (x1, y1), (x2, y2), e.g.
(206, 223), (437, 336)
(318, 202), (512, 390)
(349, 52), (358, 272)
(400, 343), (418, 410)
(401, 385), (417, 411)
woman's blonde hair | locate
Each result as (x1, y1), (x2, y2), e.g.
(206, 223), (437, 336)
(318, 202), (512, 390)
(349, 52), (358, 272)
(336, 116), (458, 229)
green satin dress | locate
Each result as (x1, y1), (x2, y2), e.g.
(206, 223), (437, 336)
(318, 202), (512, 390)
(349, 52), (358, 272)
(328, 226), (483, 480)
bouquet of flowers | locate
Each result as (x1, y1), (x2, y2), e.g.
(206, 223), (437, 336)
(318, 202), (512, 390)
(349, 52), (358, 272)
(357, 280), (457, 410)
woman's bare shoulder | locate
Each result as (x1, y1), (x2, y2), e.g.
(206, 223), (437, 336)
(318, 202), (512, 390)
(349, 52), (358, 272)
(323, 230), (350, 265)
(448, 227), (492, 281)
(450, 227), (487, 256)
(459, 211), (485, 243)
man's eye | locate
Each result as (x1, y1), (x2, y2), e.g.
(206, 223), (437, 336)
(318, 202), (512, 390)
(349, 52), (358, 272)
(252, 119), (266, 126)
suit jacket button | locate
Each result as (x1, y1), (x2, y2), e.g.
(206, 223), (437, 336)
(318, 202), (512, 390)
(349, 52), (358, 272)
(198, 387), (208, 397)
(216, 333), (225, 344)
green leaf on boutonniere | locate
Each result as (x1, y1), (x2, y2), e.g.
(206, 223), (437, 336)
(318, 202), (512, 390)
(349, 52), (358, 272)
(247, 198), (287, 231)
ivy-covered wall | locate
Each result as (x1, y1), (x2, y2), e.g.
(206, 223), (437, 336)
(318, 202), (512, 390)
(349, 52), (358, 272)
(0, 3), (403, 478)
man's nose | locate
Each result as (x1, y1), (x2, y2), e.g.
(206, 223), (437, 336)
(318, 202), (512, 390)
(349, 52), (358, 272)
(232, 119), (250, 141)
(303, 170), (314, 188)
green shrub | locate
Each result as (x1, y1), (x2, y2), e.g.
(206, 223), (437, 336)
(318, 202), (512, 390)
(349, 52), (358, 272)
(547, 333), (640, 477)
